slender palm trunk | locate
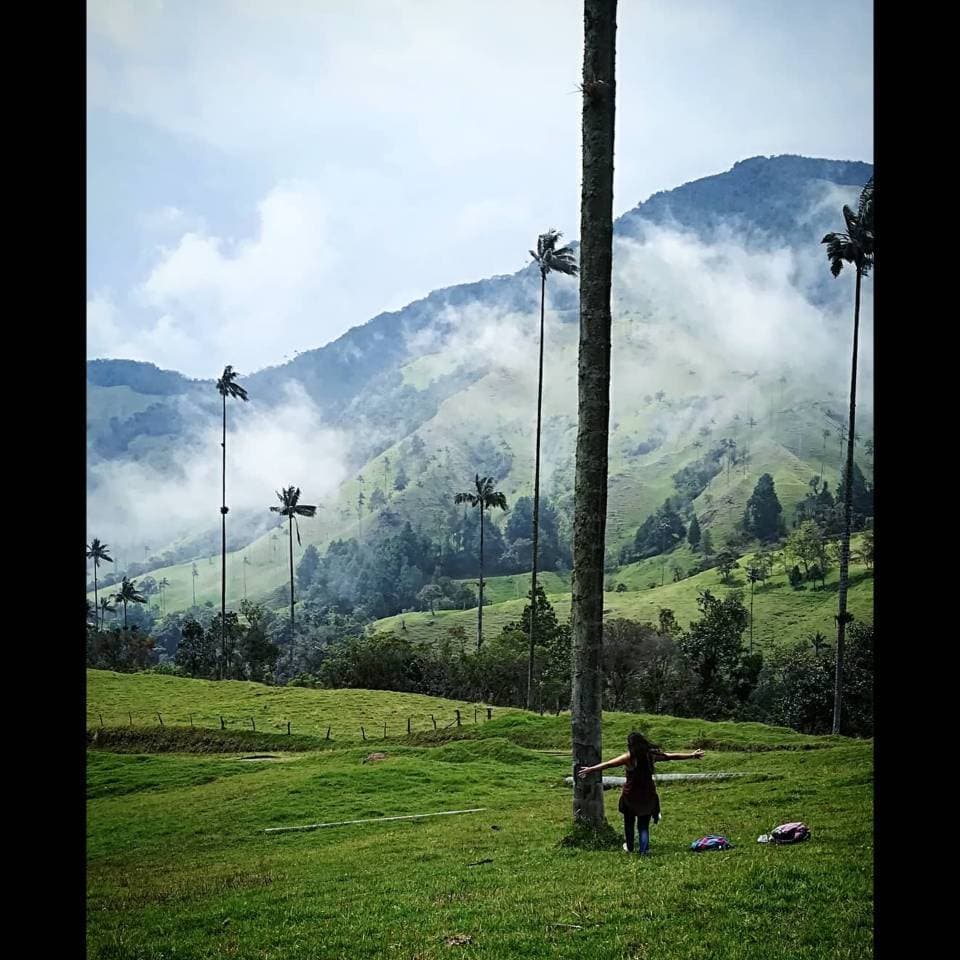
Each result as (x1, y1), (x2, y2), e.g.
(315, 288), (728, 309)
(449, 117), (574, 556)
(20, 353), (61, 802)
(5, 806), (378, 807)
(528, 271), (547, 710)
(122, 598), (128, 631)
(220, 392), (227, 680)
(571, 0), (616, 829)
(477, 502), (485, 651)
(289, 515), (296, 670)
(833, 266), (862, 735)
(750, 581), (755, 653)
(93, 564), (99, 631)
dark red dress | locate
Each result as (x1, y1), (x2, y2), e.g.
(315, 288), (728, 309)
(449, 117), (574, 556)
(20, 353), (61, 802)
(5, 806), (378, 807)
(618, 750), (666, 817)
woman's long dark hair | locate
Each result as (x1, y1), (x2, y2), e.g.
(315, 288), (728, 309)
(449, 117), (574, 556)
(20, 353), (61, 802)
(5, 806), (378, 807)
(627, 731), (659, 771)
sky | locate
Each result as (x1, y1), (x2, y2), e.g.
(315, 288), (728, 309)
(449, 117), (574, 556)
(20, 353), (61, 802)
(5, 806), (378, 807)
(87, 0), (873, 380)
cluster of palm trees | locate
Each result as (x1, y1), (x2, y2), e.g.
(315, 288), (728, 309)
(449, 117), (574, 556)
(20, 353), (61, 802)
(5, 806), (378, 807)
(85, 538), (149, 631)
(449, 229), (576, 681)
(87, 366), (321, 676)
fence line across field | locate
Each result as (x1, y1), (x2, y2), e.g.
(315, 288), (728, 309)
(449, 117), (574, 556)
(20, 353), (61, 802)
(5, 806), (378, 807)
(88, 704), (496, 741)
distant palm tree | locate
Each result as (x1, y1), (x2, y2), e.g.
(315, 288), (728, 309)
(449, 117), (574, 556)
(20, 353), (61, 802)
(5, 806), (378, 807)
(820, 428), (831, 485)
(822, 175), (874, 735)
(191, 562), (199, 607)
(114, 577), (146, 630)
(99, 596), (116, 628)
(85, 538), (114, 630)
(356, 474), (365, 539)
(527, 228), (578, 710)
(270, 486), (318, 668)
(453, 475), (507, 651)
(747, 566), (763, 652)
(216, 365), (249, 677)
(242, 555), (251, 600)
(158, 577), (170, 617)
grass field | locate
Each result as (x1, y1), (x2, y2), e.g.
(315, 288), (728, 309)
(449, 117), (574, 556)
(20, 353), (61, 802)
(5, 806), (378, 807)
(87, 672), (872, 959)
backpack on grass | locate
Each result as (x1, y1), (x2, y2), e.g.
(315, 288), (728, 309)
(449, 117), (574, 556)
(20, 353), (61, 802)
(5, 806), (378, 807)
(758, 822), (811, 844)
(690, 834), (733, 852)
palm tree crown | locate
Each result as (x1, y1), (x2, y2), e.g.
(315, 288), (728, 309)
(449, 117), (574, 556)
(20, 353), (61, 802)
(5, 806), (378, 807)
(822, 177), (874, 277)
(270, 486), (318, 542)
(529, 229), (579, 279)
(454, 475), (508, 513)
(216, 365), (249, 402)
(86, 538), (114, 567)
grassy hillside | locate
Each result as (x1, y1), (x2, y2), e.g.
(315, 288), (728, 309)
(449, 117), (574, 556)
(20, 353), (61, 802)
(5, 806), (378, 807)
(87, 670), (508, 742)
(376, 541), (873, 650)
(87, 675), (872, 959)
(88, 295), (871, 621)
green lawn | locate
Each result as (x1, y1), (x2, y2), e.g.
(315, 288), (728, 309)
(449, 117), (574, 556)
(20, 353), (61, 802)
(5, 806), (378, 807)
(87, 675), (872, 959)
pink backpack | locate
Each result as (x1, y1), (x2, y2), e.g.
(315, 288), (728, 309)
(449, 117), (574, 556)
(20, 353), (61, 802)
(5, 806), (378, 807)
(759, 822), (811, 844)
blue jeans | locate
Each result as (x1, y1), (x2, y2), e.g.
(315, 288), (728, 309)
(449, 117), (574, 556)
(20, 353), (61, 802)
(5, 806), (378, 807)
(624, 813), (651, 854)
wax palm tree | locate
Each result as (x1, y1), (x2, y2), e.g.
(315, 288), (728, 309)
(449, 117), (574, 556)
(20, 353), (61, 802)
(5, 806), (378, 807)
(158, 577), (170, 618)
(453, 475), (507, 651)
(527, 229), (578, 709)
(820, 428), (831, 485)
(822, 176), (873, 735)
(270, 486), (318, 668)
(99, 596), (116, 629)
(191, 563), (199, 607)
(85, 538), (114, 630)
(114, 577), (146, 630)
(216, 365), (249, 677)
(242, 555), (251, 601)
(571, 0), (617, 832)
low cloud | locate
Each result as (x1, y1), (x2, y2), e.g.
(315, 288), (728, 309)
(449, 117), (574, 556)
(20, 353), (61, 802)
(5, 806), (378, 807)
(86, 382), (350, 561)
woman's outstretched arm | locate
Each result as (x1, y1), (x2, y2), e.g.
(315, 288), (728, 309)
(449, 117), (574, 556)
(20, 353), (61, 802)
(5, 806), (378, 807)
(576, 752), (631, 778)
(658, 749), (705, 761)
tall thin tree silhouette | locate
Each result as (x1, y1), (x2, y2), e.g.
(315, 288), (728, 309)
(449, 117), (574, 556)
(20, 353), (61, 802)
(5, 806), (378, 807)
(821, 176), (874, 734)
(270, 486), (318, 670)
(215, 365), (249, 677)
(526, 229), (577, 709)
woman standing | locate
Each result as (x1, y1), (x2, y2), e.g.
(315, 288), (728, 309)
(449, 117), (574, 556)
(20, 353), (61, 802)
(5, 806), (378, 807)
(577, 732), (704, 854)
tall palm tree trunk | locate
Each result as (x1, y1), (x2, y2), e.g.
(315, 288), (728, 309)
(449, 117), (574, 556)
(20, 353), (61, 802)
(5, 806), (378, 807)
(93, 564), (99, 631)
(220, 392), (227, 679)
(122, 598), (128, 631)
(477, 503), (484, 651)
(528, 271), (547, 710)
(833, 266), (862, 735)
(571, 0), (616, 829)
(289, 515), (296, 670)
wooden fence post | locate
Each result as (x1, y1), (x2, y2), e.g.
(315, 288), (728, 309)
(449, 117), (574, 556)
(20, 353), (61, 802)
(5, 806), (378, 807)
(474, 708), (478, 724)
(326, 726), (331, 740)
(486, 707), (492, 721)
(190, 714), (194, 727)
(287, 721), (291, 735)
(407, 718), (411, 735)
(455, 710), (461, 727)
(128, 712), (133, 727)
(383, 722), (387, 739)
(431, 714), (437, 730)
(251, 717), (256, 731)
(98, 713), (104, 728)
(220, 716), (225, 730)
(361, 726), (366, 741)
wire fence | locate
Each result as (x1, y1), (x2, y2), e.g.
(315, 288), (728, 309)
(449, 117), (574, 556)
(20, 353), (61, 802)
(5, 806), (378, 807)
(88, 705), (497, 742)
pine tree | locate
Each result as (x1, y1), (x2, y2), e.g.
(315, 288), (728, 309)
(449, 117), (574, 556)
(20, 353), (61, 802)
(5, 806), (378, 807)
(687, 514), (702, 551)
(743, 473), (784, 541)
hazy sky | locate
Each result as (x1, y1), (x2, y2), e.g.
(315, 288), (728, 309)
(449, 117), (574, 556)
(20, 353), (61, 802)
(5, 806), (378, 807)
(87, 0), (873, 379)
